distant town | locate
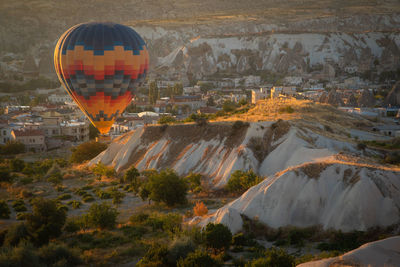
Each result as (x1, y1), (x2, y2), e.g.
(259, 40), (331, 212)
(1, 73), (400, 153)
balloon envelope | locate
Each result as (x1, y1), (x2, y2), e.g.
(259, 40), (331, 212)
(54, 22), (149, 134)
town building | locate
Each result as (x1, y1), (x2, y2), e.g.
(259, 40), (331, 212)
(251, 87), (270, 104)
(48, 93), (72, 104)
(60, 121), (90, 142)
(11, 129), (46, 152)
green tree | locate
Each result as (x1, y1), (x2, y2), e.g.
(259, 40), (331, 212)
(89, 124), (100, 139)
(0, 141), (25, 155)
(173, 83), (183, 96)
(85, 202), (118, 229)
(158, 115), (176, 124)
(147, 169), (188, 207)
(149, 81), (159, 104)
(226, 170), (262, 194)
(25, 198), (67, 245)
(178, 249), (221, 267)
(123, 166), (140, 185)
(185, 172), (202, 193)
(9, 158), (25, 172)
(0, 200), (11, 219)
(244, 247), (294, 267)
(222, 100), (237, 113)
(203, 223), (232, 252)
(70, 141), (107, 163)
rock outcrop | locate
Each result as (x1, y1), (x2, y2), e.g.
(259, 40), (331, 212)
(298, 236), (400, 267)
(197, 162), (400, 233)
(385, 81), (400, 107)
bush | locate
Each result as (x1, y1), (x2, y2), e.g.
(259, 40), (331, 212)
(193, 201), (208, 217)
(3, 223), (30, 247)
(70, 141), (107, 163)
(123, 166), (141, 189)
(147, 169), (188, 207)
(244, 247), (294, 267)
(83, 195), (95, 203)
(0, 141), (25, 155)
(25, 198), (67, 245)
(278, 105), (294, 114)
(357, 143), (367, 151)
(232, 121), (250, 131)
(0, 242), (40, 267)
(226, 170), (262, 194)
(185, 173), (202, 193)
(136, 243), (170, 267)
(159, 115), (177, 124)
(222, 100), (237, 113)
(91, 162), (116, 178)
(0, 200), (11, 219)
(168, 237), (196, 265)
(177, 249), (221, 267)
(12, 199), (27, 212)
(38, 243), (81, 266)
(84, 202), (118, 229)
(9, 158), (25, 172)
(203, 223), (232, 252)
(67, 200), (82, 209)
(0, 167), (12, 183)
(57, 194), (72, 201)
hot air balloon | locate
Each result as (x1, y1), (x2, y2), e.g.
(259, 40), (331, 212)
(54, 22), (149, 134)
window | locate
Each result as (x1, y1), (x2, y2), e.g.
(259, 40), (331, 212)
(2, 130), (5, 136)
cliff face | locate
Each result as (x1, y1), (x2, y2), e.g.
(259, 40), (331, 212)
(89, 120), (358, 188)
(1, 0), (400, 80)
(196, 162), (400, 233)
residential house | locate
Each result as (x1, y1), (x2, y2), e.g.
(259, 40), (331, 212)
(251, 87), (270, 104)
(60, 121), (89, 142)
(11, 129), (46, 152)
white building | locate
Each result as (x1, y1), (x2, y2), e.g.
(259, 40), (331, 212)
(283, 76), (303, 86)
(48, 93), (71, 104)
(183, 86), (201, 95)
(251, 87), (270, 104)
(60, 121), (90, 142)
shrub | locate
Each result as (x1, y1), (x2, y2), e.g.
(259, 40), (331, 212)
(64, 219), (81, 233)
(147, 169), (188, 207)
(57, 194), (72, 201)
(158, 115), (177, 124)
(3, 223), (30, 247)
(0, 141), (25, 155)
(177, 249), (221, 267)
(232, 120), (249, 130)
(203, 223), (232, 252)
(25, 198), (67, 245)
(84, 202), (118, 229)
(123, 166), (140, 186)
(168, 237), (196, 265)
(70, 141), (107, 163)
(12, 199), (27, 212)
(136, 243), (170, 267)
(244, 247), (294, 267)
(0, 200), (11, 219)
(47, 173), (63, 185)
(193, 201), (208, 217)
(278, 105), (294, 114)
(67, 200), (82, 209)
(357, 143), (367, 151)
(9, 158), (25, 172)
(0, 167), (12, 183)
(0, 242), (40, 267)
(38, 243), (81, 266)
(185, 172), (202, 193)
(222, 100), (237, 113)
(83, 195), (95, 203)
(226, 170), (262, 194)
(91, 162), (116, 178)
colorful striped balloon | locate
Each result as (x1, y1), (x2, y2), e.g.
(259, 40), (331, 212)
(54, 22), (149, 134)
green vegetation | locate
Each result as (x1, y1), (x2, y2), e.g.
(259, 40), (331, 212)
(278, 105), (295, 114)
(204, 223), (232, 252)
(25, 198), (67, 245)
(159, 115), (177, 124)
(70, 141), (108, 163)
(0, 201), (11, 219)
(185, 172), (203, 193)
(0, 141), (25, 155)
(12, 199), (27, 212)
(226, 170), (262, 194)
(91, 162), (116, 178)
(244, 247), (294, 267)
(84, 202), (118, 230)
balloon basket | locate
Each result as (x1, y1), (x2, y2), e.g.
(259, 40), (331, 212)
(96, 135), (112, 143)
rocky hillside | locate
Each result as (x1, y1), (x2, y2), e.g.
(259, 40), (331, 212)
(298, 235), (400, 267)
(89, 119), (362, 188)
(1, 0), (399, 81)
(195, 161), (400, 233)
